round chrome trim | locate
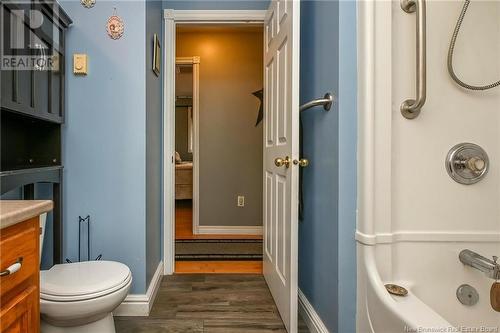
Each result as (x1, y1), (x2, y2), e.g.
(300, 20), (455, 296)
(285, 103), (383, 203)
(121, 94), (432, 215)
(456, 284), (479, 306)
(445, 142), (489, 185)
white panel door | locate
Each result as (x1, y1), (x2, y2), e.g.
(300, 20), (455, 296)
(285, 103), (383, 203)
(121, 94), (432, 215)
(263, 0), (300, 332)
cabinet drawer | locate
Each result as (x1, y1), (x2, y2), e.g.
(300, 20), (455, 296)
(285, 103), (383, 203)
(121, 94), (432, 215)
(175, 185), (193, 200)
(0, 285), (39, 333)
(175, 169), (193, 185)
(0, 218), (39, 300)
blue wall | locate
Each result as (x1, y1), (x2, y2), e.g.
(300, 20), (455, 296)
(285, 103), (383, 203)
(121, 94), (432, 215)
(299, 1), (357, 332)
(299, 1), (340, 331)
(145, 0), (163, 287)
(61, 0), (148, 294)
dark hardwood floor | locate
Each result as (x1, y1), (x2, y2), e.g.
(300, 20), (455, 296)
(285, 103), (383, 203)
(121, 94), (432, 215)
(115, 274), (310, 333)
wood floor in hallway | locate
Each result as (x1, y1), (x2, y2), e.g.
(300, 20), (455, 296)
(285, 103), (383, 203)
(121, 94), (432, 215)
(174, 200), (263, 274)
(115, 274), (310, 333)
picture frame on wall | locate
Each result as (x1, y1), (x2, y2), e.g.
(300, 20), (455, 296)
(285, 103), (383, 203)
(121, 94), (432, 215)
(153, 33), (161, 76)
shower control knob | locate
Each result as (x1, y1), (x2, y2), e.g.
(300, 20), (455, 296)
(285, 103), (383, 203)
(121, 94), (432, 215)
(466, 157), (485, 173)
(446, 143), (489, 185)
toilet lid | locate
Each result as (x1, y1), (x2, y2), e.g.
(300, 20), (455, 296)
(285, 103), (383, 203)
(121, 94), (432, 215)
(40, 261), (131, 301)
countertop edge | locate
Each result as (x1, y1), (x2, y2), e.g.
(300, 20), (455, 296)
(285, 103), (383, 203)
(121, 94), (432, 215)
(0, 200), (54, 230)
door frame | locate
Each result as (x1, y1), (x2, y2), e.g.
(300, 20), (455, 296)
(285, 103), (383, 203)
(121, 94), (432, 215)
(162, 9), (267, 275)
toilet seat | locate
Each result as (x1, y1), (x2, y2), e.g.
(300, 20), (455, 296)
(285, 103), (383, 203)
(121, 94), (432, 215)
(40, 261), (131, 302)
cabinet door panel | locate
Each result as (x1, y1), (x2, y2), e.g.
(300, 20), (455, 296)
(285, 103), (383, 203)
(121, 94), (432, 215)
(1, 70), (16, 108)
(15, 70), (34, 112)
(50, 51), (62, 118)
(1, 2), (67, 124)
(0, 286), (39, 333)
(1, 4), (19, 110)
(34, 70), (50, 116)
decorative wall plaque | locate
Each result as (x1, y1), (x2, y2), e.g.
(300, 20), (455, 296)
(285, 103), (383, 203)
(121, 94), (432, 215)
(106, 8), (124, 40)
(81, 0), (95, 9)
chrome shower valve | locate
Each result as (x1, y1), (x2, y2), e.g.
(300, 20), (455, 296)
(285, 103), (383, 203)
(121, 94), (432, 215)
(446, 143), (489, 185)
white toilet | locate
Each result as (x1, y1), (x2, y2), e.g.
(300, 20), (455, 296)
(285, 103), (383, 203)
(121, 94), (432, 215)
(38, 214), (132, 333)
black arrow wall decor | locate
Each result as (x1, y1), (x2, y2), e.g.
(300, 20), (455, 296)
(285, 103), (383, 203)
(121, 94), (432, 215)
(252, 89), (264, 127)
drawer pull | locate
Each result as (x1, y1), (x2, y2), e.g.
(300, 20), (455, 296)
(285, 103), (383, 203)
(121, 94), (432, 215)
(0, 257), (23, 277)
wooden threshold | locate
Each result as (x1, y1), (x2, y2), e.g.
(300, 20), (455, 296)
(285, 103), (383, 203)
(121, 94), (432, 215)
(175, 260), (262, 274)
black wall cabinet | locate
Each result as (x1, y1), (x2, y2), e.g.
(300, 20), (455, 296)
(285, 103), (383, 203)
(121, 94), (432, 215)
(1, 0), (71, 124)
(1, 112), (61, 171)
(1, 0), (72, 265)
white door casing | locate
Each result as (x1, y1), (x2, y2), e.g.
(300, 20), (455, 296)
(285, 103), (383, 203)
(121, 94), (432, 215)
(162, 9), (267, 275)
(263, 0), (300, 332)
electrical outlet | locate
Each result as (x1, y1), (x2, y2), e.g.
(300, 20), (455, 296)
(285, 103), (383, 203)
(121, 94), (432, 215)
(237, 196), (245, 207)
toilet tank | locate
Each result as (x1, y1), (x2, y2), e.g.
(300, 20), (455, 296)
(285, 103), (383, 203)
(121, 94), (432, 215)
(39, 213), (47, 262)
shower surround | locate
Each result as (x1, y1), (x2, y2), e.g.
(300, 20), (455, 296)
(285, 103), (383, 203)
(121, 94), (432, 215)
(356, 0), (500, 331)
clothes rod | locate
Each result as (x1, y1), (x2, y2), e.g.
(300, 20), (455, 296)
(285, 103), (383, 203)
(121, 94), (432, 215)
(300, 93), (334, 112)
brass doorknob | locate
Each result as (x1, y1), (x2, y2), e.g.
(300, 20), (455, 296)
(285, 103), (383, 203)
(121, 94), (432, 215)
(293, 158), (309, 167)
(275, 156), (291, 168)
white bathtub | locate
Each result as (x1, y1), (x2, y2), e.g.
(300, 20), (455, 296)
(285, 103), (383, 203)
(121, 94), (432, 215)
(358, 244), (451, 333)
(357, 242), (500, 333)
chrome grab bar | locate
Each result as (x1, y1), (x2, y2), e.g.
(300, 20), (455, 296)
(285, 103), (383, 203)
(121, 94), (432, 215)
(300, 93), (334, 112)
(400, 0), (427, 119)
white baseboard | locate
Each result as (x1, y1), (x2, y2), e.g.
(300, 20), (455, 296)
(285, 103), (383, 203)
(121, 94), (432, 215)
(195, 225), (263, 235)
(114, 261), (163, 317)
(298, 289), (329, 333)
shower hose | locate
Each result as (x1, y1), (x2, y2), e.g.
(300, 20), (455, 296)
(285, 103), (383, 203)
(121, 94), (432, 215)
(448, 0), (500, 90)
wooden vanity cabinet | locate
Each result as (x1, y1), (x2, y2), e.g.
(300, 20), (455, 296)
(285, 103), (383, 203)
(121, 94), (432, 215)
(0, 217), (40, 333)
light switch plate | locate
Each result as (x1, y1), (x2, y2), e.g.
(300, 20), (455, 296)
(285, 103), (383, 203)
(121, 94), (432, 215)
(73, 54), (88, 75)
(237, 196), (245, 207)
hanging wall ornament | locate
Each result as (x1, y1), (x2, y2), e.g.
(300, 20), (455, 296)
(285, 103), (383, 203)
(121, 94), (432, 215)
(81, 0), (95, 9)
(106, 8), (124, 40)
(252, 89), (264, 126)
